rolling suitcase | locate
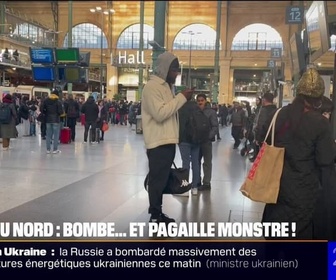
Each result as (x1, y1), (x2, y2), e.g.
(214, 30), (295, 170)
(60, 127), (71, 144)
(60, 118), (71, 144)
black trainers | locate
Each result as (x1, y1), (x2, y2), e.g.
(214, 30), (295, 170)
(149, 213), (175, 224)
(198, 183), (211, 191)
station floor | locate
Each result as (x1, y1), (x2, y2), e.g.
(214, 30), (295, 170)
(0, 122), (264, 240)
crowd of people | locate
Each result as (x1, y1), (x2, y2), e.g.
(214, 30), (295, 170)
(0, 89), (142, 153)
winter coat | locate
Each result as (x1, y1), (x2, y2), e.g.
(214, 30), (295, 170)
(64, 99), (80, 119)
(178, 100), (198, 143)
(202, 105), (219, 142)
(0, 102), (17, 138)
(141, 52), (187, 149)
(40, 94), (64, 123)
(254, 104), (277, 143)
(261, 104), (336, 239)
(81, 97), (99, 123)
(97, 105), (108, 129)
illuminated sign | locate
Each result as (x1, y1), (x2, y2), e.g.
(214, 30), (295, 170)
(111, 51), (145, 66)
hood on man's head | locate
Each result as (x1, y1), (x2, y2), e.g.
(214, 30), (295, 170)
(154, 52), (179, 81)
(296, 68), (325, 98)
(51, 87), (60, 96)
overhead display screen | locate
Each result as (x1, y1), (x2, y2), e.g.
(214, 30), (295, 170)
(289, 32), (307, 77)
(30, 48), (55, 64)
(305, 1), (330, 61)
(57, 66), (81, 82)
(32, 66), (55, 82)
(55, 48), (80, 64)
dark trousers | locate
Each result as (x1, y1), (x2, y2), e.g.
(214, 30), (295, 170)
(198, 141), (213, 185)
(231, 125), (243, 148)
(146, 144), (175, 217)
(40, 122), (46, 138)
(84, 120), (97, 142)
(67, 117), (77, 141)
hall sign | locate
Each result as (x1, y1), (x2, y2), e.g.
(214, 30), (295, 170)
(111, 51), (145, 66)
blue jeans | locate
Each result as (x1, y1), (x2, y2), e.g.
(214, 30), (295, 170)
(30, 123), (36, 136)
(178, 142), (201, 188)
(46, 123), (60, 151)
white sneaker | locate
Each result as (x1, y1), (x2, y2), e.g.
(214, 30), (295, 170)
(52, 150), (61, 154)
(46, 150), (51, 154)
(2, 147), (9, 151)
(191, 188), (198, 195)
(174, 191), (189, 197)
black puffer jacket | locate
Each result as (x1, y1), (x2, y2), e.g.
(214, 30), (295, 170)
(81, 96), (99, 122)
(261, 104), (336, 239)
(254, 104), (277, 142)
(40, 94), (64, 123)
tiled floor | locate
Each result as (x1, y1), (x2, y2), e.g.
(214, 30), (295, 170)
(0, 122), (264, 239)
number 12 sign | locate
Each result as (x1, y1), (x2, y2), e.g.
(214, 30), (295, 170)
(286, 6), (304, 24)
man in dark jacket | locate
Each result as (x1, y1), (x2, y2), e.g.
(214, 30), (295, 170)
(230, 101), (247, 149)
(196, 93), (219, 191)
(40, 88), (64, 154)
(64, 94), (80, 141)
(81, 96), (99, 143)
(178, 100), (201, 195)
(251, 91), (277, 162)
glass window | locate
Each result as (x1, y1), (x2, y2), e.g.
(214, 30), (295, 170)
(63, 23), (108, 49)
(173, 24), (219, 50)
(116, 24), (154, 49)
(232, 23), (283, 51)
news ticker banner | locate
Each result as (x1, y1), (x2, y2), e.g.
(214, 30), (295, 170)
(0, 221), (335, 277)
(0, 240), (332, 277)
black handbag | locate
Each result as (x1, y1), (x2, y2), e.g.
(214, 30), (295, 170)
(144, 162), (191, 194)
(37, 112), (46, 122)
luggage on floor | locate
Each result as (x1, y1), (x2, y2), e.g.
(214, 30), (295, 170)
(80, 114), (85, 126)
(60, 127), (71, 144)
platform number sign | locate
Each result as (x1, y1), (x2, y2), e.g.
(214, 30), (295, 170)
(271, 48), (282, 58)
(267, 60), (276, 68)
(286, 6), (304, 24)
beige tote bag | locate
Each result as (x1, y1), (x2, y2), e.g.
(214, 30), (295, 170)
(240, 108), (285, 204)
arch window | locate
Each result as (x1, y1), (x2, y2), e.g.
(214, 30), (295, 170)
(116, 24), (154, 49)
(173, 24), (218, 50)
(63, 23), (108, 49)
(11, 22), (50, 46)
(232, 23), (283, 51)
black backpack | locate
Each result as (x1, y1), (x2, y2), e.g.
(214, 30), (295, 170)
(186, 109), (211, 144)
(0, 103), (11, 124)
(67, 103), (78, 118)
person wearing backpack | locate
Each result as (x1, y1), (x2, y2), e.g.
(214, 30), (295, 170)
(196, 93), (219, 191)
(64, 94), (80, 141)
(0, 94), (18, 151)
(178, 99), (204, 195)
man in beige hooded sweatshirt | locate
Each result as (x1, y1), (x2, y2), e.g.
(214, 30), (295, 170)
(141, 52), (194, 224)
